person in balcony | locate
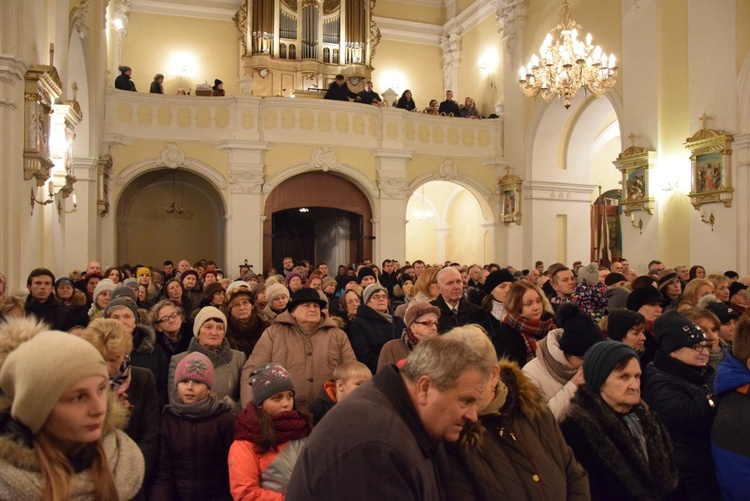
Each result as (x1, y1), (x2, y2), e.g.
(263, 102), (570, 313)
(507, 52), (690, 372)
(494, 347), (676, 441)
(424, 99), (439, 114)
(396, 90), (416, 111)
(212, 79), (225, 96)
(460, 97), (480, 118)
(357, 81), (382, 106)
(438, 89), (460, 116)
(115, 65), (136, 91)
(324, 74), (358, 101)
(150, 74), (164, 94)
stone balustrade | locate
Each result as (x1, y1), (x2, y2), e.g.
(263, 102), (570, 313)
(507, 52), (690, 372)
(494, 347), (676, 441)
(104, 89), (503, 158)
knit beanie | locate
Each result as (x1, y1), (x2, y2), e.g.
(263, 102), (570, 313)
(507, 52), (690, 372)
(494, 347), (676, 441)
(93, 278), (116, 304)
(583, 340), (639, 393)
(181, 270), (199, 283)
(556, 303), (604, 356)
(174, 352), (215, 389)
(654, 310), (706, 353)
(284, 272), (305, 286)
(606, 308), (645, 342)
(404, 301), (441, 328)
(112, 283), (137, 302)
(577, 262), (599, 286)
(605, 272), (627, 287)
(363, 283), (388, 305)
(226, 280), (252, 294)
(357, 267), (376, 283)
(122, 277), (139, 293)
(0, 319), (108, 433)
(192, 306), (227, 338)
(322, 277), (336, 290)
(136, 267), (151, 277)
(249, 363), (295, 406)
(266, 283), (290, 303)
(54, 277), (74, 292)
(104, 296), (139, 320)
(699, 295), (740, 325)
(484, 269), (514, 295)
(204, 281), (226, 298)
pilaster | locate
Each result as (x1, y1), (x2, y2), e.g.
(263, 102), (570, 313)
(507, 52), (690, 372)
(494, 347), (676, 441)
(374, 149), (412, 263)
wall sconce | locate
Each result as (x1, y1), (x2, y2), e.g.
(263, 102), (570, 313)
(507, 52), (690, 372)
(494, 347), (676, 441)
(30, 181), (55, 215)
(57, 194), (78, 217)
(629, 213), (643, 235)
(478, 58), (489, 71)
(699, 208), (715, 231)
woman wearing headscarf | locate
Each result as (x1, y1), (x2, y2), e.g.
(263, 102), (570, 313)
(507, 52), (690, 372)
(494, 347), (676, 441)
(55, 276), (89, 327)
(224, 287), (267, 358)
(642, 310), (719, 500)
(443, 325), (589, 500)
(560, 340), (679, 500)
(169, 306), (247, 414)
(0, 317), (144, 499)
(262, 282), (290, 323)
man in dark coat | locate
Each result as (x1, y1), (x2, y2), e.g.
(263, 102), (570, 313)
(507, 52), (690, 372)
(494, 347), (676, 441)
(324, 74), (358, 101)
(438, 90), (460, 116)
(357, 81), (381, 105)
(379, 259), (398, 298)
(430, 267), (483, 334)
(25, 268), (72, 330)
(287, 335), (492, 500)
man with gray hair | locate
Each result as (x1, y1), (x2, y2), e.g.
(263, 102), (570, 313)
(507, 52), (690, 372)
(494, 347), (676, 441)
(287, 335), (491, 500)
(431, 266), (482, 333)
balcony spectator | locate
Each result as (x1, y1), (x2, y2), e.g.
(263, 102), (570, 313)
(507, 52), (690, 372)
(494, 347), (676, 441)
(150, 74), (164, 94)
(396, 90), (416, 111)
(212, 79), (225, 96)
(424, 99), (439, 114)
(460, 97), (480, 118)
(357, 81), (381, 105)
(438, 89), (460, 116)
(115, 65), (136, 91)
(324, 74), (358, 101)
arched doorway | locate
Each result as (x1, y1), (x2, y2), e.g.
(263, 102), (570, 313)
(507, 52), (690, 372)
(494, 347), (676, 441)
(116, 169), (226, 267)
(263, 172), (373, 272)
(405, 180), (489, 265)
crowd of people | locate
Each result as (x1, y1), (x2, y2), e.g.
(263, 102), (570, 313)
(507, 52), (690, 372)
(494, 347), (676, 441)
(0, 255), (748, 499)
(114, 65), (222, 96)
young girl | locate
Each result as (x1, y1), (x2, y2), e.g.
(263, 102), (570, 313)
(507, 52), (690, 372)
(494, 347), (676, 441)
(149, 352), (235, 500)
(229, 363), (311, 500)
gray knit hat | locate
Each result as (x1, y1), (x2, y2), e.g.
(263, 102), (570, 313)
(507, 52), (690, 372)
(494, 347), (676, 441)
(112, 284), (137, 302)
(104, 296), (139, 320)
(583, 340), (639, 392)
(577, 262), (600, 286)
(93, 278), (116, 304)
(362, 283), (388, 305)
(249, 363), (295, 406)
(266, 283), (290, 303)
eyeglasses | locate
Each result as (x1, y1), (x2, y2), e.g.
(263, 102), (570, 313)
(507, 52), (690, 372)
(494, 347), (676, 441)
(690, 343), (709, 352)
(157, 312), (180, 323)
(369, 293), (388, 301)
(413, 320), (439, 328)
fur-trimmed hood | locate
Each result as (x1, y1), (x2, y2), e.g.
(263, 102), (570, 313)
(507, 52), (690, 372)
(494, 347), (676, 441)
(133, 323), (157, 354)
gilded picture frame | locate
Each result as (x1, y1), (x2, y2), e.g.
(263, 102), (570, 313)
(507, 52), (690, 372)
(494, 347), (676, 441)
(612, 145), (656, 215)
(685, 127), (733, 209)
(498, 169), (522, 225)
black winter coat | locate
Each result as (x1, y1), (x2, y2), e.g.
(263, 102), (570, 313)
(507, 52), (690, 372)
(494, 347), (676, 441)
(115, 73), (136, 91)
(324, 82), (357, 101)
(24, 296), (71, 331)
(156, 324), (192, 361)
(125, 367), (160, 497)
(131, 324), (170, 408)
(149, 403), (235, 500)
(349, 305), (405, 374)
(481, 314), (528, 367)
(642, 351), (719, 501)
(430, 295), (483, 334)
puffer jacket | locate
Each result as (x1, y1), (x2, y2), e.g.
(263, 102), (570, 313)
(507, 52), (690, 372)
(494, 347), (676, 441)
(240, 312), (355, 410)
(444, 360), (589, 500)
(349, 304), (406, 374)
(149, 401), (235, 500)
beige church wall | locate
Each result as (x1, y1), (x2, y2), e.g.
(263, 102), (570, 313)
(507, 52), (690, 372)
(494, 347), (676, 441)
(737, 1), (750, 70)
(408, 154), (497, 197)
(111, 140), (231, 182)
(371, 40), (443, 108)
(457, 13), (502, 117)
(590, 136), (621, 201)
(454, 0), (475, 18)
(120, 12), (240, 95)
(445, 189), (486, 264)
(121, 183), (221, 266)
(263, 145), (377, 182)
(374, 1), (443, 26)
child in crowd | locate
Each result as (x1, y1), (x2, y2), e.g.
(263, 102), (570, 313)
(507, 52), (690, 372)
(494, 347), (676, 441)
(229, 363), (311, 500)
(149, 352), (235, 500)
(308, 361), (373, 425)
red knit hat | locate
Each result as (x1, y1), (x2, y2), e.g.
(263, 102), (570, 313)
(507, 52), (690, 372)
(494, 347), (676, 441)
(174, 352), (215, 389)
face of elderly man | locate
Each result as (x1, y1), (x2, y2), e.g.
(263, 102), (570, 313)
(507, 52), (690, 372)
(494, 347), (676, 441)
(438, 268), (464, 305)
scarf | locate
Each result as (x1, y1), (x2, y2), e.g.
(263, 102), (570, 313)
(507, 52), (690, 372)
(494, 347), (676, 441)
(169, 391), (221, 419)
(622, 413), (649, 463)
(109, 357), (132, 398)
(401, 328), (419, 351)
(491, 300), (506, 322)
(503, 313), (557, 363)
(538, 334), (578, 385)
(186, 337), (233, 368)
(233, 404), (311, 445)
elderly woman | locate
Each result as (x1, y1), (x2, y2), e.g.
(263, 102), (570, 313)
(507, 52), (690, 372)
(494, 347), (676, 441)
(262, 282), (290, 323)
(181, 270), (203, 316)
(0, 317), (144, 499)
(81, 318), (160, 494)
(105, 297), (169, 407)
(377, 302), (440, 371)
(443, 325), (589, 500)
(285, 272), (305, 295)
(169, 306), (246, 414)
(728, 281), (748, 315)
(658, 269), (683, 309)
(350, 283), (406, 374)
(149, 300), (192, 359)
(334, 289), (360, 335)
(495, 281), (556, 366)
(560, 340), (679, 500)
(642, 311), (719, 499)
(523, 303), (603, 420)
(224, 287), (267, 358)
(55, 276), (89, 327)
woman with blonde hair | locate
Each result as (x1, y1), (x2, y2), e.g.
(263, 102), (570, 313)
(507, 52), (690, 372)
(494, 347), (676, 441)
(394, 266), (439, 317)
(682, 278), (715, 307)
(706, 274), (731, 303)
(494, 281), (556, 366)
(0, 317), (144, 500)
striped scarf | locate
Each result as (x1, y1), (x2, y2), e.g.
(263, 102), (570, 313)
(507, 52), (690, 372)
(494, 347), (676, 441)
(503, 313), (557, 363)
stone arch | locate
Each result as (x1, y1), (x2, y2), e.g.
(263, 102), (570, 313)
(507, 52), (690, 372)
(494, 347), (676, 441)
(408, 170), (496, 224)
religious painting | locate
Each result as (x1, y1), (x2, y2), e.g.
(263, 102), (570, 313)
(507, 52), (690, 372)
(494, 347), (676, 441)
(613, 144), (655, 215)
(685, 119), (733, 209)
(498, 167), (522, 225)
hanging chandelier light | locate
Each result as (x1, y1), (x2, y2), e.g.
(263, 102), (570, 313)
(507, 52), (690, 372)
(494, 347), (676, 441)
(414, 185), (433, 220)
(518, 0), (618, 109)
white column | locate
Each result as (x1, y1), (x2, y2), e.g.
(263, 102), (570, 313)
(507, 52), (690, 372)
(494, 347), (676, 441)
(374, 149), (411, 264)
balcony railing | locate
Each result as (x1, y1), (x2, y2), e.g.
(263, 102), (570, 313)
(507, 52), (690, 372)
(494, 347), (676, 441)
(103, 89), (503, 159)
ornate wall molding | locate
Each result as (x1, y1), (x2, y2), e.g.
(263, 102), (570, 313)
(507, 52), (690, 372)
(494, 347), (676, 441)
(440, 30), (461, 93)
(434, 158), (461, 180)
(378, 177), (410, 199)
(308, 147), (342, 172)
(117, 156), (228, 190)
(495, 0), (526, 66)
(155, 143), (190, 169)
(69, 0), (91, 39)
(229, 171), (264, 194)
(409, 168), (496, 223)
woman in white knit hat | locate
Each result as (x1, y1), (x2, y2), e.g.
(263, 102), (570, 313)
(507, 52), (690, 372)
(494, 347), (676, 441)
(0, 317), (144, 500)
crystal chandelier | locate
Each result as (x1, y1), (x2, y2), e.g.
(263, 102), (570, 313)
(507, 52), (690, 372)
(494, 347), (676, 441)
(518, 0), (618, 109)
